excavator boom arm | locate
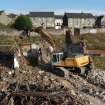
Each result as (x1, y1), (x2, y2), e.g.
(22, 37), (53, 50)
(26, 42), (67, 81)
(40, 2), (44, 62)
(32, 27), (56, 50)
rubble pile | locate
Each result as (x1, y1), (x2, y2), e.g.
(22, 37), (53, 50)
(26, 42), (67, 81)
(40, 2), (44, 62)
(67, 74), (105, 103)
(0, 90), (90, 105)
(0, 65), (105, 105)
(0, 66), (13, 78)
(88, 70), (105, 88)
(14, 66), (63, 90)
(0, 66), (91, 105)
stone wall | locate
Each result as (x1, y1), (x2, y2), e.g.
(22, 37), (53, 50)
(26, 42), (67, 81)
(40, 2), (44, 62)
(0, 29), (21, 36)
(46, 28), (105, 35)
(0, 28), (105, 36)
(80, 28), (105, 34)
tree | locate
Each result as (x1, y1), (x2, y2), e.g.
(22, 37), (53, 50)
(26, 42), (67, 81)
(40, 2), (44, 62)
(14, 15), (32, 31)
(62, 14), (68, 27)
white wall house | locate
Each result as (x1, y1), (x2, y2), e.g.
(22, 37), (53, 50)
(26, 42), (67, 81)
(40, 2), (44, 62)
(28, 12), (55, 29)
(65, 13), (95, 29)
(55, 15), (63, 29)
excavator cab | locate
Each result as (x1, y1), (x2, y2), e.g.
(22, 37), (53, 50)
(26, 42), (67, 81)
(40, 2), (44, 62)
(51, 52), (63, 65)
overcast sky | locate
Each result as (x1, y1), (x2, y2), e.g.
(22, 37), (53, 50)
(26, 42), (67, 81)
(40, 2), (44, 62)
(1, 0), (105, 15)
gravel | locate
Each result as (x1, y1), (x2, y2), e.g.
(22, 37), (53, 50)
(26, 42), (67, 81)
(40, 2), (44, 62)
(88, 70), (105, 88)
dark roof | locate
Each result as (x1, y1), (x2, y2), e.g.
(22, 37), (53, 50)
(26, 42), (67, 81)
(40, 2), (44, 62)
(8, 14), (17, 18)
(0, 11), (4, 15)
(55, 15), (63, 19)
(28, 12), (54, 17)
(65, 13), (95, 18)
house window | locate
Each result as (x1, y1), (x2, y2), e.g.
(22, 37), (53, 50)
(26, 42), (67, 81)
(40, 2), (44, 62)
(57, 23), (61, 26)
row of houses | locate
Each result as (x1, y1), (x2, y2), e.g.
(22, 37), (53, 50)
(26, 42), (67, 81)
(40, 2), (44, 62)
(28, 12), (96, 29)
(0, 11), (105, 29)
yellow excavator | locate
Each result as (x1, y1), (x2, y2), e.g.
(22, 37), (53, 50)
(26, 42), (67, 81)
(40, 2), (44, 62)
(50, 30), (94, 76)
(30, 27), (94, 76)
(51, 52), (93, 76)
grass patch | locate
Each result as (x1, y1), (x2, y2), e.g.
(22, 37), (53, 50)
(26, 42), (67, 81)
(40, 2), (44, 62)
(92, 56), (105, 69)
(0, 36), (15, 45)
(0, 33), (105, 50)
(0, 35), (41, 45)
(82, 33), (105, 50)
(20, 36), (40, 44)
(53, 33), (105, 50)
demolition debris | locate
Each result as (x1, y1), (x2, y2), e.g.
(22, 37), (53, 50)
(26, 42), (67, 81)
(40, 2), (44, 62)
(0, 65), (105, 105)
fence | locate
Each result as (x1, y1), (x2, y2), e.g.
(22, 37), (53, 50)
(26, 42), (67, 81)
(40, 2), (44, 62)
(0, 28), (105, 36)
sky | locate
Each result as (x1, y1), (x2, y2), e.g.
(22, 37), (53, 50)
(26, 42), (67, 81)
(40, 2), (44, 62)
(1, 0), (105, 15)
